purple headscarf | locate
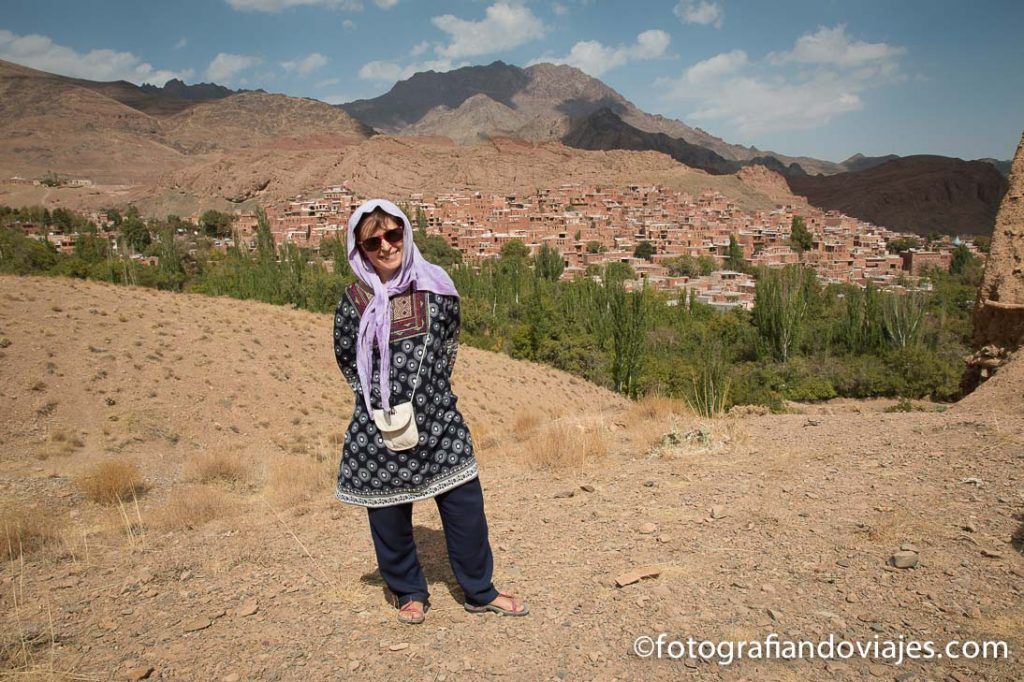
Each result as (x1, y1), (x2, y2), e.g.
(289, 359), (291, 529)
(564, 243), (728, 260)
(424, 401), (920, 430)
(347, 198), (460, 414)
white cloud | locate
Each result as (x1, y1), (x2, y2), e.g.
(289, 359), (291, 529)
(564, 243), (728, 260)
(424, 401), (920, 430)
(674, 1), (723, 29)
(529, 29), (670, 77)
(552, 2), (568, 16)
(281, 52), (328, 76)
(768, 25), (904, 69)
(432, 2), (547, 59)
(321, 93), (350, 104)
(358, 57), (461, 82)
(0, 29), (192, 85)
(316, 77), (340, 87)
(174, 37), (188, 50)
(373, 0), (398, 7)
(409, 41), (430, 57)
(225, 0), (362, 11)
(206, 53), (261, 83)
(342, 19), (356, 30)
(656, 26), (905, 136)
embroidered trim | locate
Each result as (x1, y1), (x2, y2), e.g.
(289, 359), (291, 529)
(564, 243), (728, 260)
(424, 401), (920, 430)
(345, 283), (429, 342)
(334, 459), (479, 508)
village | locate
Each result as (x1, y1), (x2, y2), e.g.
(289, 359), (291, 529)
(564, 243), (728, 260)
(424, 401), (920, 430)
(241, 182), (973, 310)
(7, 178), (975, 312)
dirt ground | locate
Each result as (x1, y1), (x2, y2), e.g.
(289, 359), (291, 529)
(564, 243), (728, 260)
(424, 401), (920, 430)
(1, 275), (1022, 681)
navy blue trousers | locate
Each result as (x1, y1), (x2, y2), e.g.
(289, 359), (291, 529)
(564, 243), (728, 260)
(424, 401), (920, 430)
(366, 476), (499, 608)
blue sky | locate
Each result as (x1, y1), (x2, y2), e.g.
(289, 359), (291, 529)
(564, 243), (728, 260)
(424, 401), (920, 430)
(2, 0), (1022, 162)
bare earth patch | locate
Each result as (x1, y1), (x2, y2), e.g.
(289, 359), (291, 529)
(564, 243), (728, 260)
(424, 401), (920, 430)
(1, 275), (1022, 680)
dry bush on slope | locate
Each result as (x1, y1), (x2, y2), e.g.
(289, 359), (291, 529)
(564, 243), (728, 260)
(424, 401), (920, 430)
(75, 460), (146, 505)
(1, 504), (64, 561)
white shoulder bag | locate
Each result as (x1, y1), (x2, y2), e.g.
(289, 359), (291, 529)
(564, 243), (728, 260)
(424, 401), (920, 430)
(371, 333), (430, 451)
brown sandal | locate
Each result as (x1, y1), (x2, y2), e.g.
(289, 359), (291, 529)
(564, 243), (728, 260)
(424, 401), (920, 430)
(397, 600), (427, 625)
(464, 592), (529, 617)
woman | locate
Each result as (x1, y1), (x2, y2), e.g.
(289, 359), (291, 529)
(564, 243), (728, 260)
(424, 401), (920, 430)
(333, 198), (528, 625)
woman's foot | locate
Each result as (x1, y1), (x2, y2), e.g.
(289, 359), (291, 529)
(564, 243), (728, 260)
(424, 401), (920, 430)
(397, 600), (426, 625)
(465, 591), (529, 616)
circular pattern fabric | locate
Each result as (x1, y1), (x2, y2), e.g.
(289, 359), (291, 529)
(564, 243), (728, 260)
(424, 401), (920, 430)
(333, 287), (477, 507)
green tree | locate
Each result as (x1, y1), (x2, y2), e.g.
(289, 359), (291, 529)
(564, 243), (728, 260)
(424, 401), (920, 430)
(725, 234), (746, 271)
(633, 240), (655, 261)
(255, 207), (276, 262)
(120, 213), (151, 253)
(414, 207), (428, 234)
(416, 233), (462, 268)
(752, 265), (812, 362)
(608, 279), (648, 398)
(585, 240), (606, 254)
(535, 243), (564, 281)
(949, 244), (977, 276)
(886, 236), (921, 254)
(200, 210), (236, 238)
(500, 239), (530, 261)
(790, 216), (813, 253)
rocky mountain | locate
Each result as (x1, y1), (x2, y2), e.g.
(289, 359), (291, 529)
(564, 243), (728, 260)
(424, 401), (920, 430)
(787, 155), (1009, 236)
(139, 78), (239, 102)
(0, 58), (374, 203)
(340, 60), (842, 175)
(838, 153), (901, 173)
(563, 107), (810, 176)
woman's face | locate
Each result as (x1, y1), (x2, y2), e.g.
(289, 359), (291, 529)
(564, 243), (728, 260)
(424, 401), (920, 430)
(360, 216), (404, 283)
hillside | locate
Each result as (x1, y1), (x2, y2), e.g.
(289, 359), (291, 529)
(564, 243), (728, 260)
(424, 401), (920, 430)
(340, 61), (843, 175)
(787, 156), (1009, 236)
(1, 276), (1022, 679)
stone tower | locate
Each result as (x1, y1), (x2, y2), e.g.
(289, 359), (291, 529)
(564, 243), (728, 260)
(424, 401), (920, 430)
(967, 131), (1024, 384)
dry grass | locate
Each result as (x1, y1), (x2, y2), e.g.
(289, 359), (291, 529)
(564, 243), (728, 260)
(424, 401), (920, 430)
(1, 504), (63, 561)
(184, 449), (252, 485)
(33, 427), (85, 460)
(521, 421), (609, 470)
(264, 454), (335, 507)
(149, 485), (232, 531)
(75, 459), (146, 505)
(511, 408), (545, 442)
(617, 393), (694, 452)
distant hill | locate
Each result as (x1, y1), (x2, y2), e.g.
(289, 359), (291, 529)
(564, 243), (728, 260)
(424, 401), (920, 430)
(563, 107), (810, 176)
(340, 60), (842, 175)
(787, 155), (1009, 236)
(139, 78), (240, 102)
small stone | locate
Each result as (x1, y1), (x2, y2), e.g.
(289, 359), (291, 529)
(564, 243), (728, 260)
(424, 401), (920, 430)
(222, 674), (241, 682)
(389, 642), (409, 652)
(580, 484), (596, 493)
(980, 549), (1003, 559)
(614, 566), (661, 587)
(966, 607), (982, 619)
(126, 664), (154, 680)
(900, 542), (918, 552)
(348, 660), (361, 672)
(767, 608), (782, 622)
(553, 490), (575, 499)
(183, 618), (212, 633)
(760, 584), (775, 594)
(836, 559), (850, 568)
(845, 593), (859, 603)
(238, 600), (259, 617)
(179, 571), (192, 581)
(656, 535), (671, 543)
(961, 522), (977, 533)
(710, 505), (728, 519)
(638, 522), (657, 535)
(643, 480), (655, 488)
(890, 551), (919, 569)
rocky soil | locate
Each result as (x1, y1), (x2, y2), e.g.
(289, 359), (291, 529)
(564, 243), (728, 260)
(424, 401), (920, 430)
(1, 276), (1022, 681)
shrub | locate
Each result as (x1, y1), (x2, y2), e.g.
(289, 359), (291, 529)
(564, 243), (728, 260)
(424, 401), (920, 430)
(76, 460), (146, 504)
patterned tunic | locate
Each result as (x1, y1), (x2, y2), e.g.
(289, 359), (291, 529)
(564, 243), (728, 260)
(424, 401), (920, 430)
(333, 281), (477, 507)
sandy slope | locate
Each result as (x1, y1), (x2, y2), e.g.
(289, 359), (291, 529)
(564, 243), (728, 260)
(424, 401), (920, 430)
(1, 275), (1023, 680)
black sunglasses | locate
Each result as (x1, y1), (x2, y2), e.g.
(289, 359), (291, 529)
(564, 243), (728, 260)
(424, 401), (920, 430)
(359, 227), (404, 252)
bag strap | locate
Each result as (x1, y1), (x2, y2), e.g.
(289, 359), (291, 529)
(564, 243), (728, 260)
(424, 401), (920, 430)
(408, 331), (430, 405)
